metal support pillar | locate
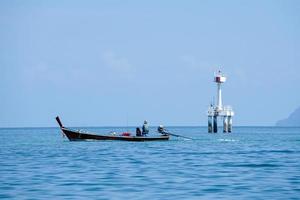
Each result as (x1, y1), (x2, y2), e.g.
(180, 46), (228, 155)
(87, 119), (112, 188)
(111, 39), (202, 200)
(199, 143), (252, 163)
(228, 116), (232, 133)
(213, 116), (218, 133)
(208, 116), (213, 133)
(223, 116), (228, 133)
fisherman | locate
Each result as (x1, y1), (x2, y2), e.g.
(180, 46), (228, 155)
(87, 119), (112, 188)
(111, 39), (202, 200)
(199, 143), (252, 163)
(157, 125), (166, 135)
(157, 125), (164, 133)
(136, 127), (142, 137)
(157, 125), (167, 135)
(142, 120), (149, 136)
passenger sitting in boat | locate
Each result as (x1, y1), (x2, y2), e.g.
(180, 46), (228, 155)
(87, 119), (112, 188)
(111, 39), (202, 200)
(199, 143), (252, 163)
(158, 125), (167, 135)
(136, 127), (142, 136)
(142, 120), (149, 136)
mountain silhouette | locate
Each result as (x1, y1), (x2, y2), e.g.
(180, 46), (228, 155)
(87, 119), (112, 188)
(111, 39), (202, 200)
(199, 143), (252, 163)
(276, 107), (300, 127)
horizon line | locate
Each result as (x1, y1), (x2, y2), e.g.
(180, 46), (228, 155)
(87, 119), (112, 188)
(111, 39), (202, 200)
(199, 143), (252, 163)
(0, 125), (297, 129)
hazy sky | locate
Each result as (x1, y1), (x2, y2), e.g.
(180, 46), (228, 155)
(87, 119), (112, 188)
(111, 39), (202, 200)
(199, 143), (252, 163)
(1, 0), (299, 127)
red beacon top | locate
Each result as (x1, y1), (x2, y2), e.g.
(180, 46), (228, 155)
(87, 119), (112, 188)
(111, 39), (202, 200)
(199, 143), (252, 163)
(214, 70), (226, 83)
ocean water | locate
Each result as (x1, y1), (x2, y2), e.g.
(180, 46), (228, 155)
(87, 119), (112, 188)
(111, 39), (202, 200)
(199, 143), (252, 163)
(0, 127), (300, 199)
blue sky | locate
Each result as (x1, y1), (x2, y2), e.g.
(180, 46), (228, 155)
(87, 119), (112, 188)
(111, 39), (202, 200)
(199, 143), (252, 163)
(1, 0), (299, 127)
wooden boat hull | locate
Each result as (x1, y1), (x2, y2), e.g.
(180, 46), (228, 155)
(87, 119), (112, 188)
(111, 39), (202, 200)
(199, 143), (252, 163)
(61, 128), (169, 141)
(56, 116), (169, 141)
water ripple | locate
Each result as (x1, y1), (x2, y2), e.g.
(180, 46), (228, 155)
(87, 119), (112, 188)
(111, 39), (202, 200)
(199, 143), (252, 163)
(0, 127), (300, 199)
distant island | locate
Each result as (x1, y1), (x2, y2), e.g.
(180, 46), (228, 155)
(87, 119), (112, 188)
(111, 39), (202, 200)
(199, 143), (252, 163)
(276, 107), (300, 127)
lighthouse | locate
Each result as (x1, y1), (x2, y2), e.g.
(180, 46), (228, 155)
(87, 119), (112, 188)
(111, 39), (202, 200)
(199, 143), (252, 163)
(208, 70), (234, 133)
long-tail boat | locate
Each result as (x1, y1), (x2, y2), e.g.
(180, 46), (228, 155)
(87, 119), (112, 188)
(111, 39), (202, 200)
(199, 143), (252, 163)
(55, 116), (169, 141)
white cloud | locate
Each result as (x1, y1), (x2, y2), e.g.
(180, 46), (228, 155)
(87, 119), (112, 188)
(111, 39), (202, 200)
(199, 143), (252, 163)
(102, 51), (135, 79)
(179, 55), (218, 72)
(18, 51), (136, 92)
(180, 55), (197, 68)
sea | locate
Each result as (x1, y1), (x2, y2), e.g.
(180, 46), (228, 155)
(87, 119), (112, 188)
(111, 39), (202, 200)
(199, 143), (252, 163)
(0, 127), (299, 199)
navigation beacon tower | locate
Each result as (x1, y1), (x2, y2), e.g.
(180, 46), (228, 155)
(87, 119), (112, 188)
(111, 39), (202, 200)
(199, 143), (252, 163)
(207, 70), (234, 133)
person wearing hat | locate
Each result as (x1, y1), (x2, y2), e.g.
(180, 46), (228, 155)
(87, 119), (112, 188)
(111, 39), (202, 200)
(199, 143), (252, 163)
(157, 125), (163, 133)
(142, 120), (149, 136)
(157, 125), (167, 135)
